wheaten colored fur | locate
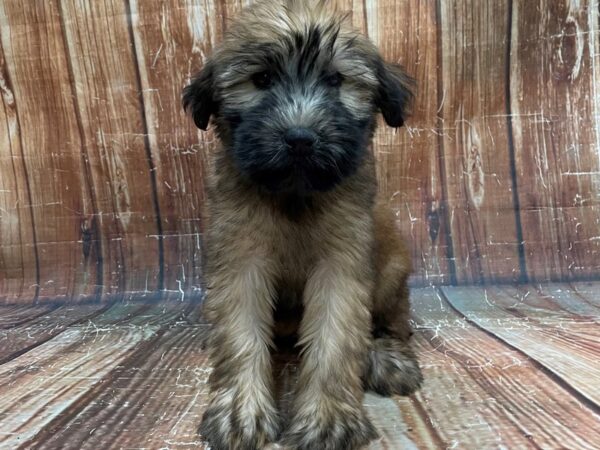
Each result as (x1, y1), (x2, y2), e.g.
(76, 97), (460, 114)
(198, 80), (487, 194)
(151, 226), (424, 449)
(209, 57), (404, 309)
(183, 1), (422, 448)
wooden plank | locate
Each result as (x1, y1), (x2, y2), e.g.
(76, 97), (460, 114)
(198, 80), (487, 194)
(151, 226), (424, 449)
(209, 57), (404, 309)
(403, 287), (600, 449)
(364, 394), (419, 450)
(0, 1), (95, 302)
(570, 281), (600, 307)
(3, 293), (600, 448)
(392, 396), (440, 450)
(441, 286), (600, 406)
(58, 0), (162, 298)
(30, 310), (418, 449)
(437, 0), (521, 283)
(27, 324), (210, 450)
(509, 0), (600, 281)
(366, 0), (450, 286)
(128, 0), (220, 297)
(0, 304), (113, 364)
(507, 283), (600, 318)
(0, 48), (38, 303)
(0, 301), (192, 448)
(0, 304), (56, 329)
(331, 0), (367, 33)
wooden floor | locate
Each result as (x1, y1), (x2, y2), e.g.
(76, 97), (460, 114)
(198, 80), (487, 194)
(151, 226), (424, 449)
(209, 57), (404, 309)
(1, 283), (599, 449)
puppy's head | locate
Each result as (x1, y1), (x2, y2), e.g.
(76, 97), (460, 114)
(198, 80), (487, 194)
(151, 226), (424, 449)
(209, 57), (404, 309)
(183, 0), (413, 193)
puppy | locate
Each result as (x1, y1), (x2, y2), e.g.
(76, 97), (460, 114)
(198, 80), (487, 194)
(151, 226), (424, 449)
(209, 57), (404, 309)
(183, 1), (422, 448)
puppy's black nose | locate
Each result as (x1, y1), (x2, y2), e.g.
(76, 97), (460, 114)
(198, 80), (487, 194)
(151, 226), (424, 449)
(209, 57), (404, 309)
(284, 128), (317, 156)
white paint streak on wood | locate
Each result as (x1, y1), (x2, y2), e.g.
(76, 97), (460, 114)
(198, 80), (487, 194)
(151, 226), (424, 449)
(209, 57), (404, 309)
(128, 0), (158, 159)
(364, 0), (378, 43)
(0, 325), (158, 448)
(442, 285), (600, 406)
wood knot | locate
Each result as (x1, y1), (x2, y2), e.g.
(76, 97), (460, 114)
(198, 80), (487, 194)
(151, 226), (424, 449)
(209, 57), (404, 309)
(466, 126), (484, 210)
(427, 208), (440, 243)
(458, 114), (484, 210)
(80, 217), (95, 259)
(552, 15), (583, 82)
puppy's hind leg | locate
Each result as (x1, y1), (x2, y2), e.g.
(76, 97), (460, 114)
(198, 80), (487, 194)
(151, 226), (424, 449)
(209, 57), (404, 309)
(365, 334), (423, 396)
(365, 202), (423, 396)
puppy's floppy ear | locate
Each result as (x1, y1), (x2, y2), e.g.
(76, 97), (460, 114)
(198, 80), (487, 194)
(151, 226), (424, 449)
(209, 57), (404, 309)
(182, 61), (216, 130)
(376, 61), (414, 128)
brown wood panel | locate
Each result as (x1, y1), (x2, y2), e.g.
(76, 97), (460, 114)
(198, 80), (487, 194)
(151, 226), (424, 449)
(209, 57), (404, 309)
(366, 0), (450, 285)
(128, 0), (220, 297)
(58, 0), (162, 297)
(0, 315), (159, 448)
(24, 315), (417, 449)
(437, 0), (521, 283)
(2, 1), (600, 302)
(0, 289), (598, 447)
(509, 0), (600, 281)
(404, 287), (600, 449)
(0, 304), (56, 329)
(509, 283), (600, 318)
(0, 49), (38, 303)
(0, 300), (193, 448)
(0, 1), (95, 301)
(442, 286), (600, 406)
(0, 304), (107, 364)
(28, 325), (210, 450)
(363, 394), (421, 450)
(570, 281), (600, 306)
(331, 0), (367, 33)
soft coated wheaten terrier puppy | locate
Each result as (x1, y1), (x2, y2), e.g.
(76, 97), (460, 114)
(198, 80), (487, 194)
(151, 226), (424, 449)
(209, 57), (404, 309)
(183, 1), (423, 448)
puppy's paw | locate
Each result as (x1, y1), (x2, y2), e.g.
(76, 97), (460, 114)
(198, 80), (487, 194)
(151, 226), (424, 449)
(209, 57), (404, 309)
(281, 407), (378, 450)
(364, 337), (423, 396)
(199, 391), (280, 450)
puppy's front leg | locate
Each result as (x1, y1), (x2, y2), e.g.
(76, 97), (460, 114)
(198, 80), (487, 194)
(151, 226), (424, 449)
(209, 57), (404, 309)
(282, 259), (378, 450)
(200, 258), (279, 450)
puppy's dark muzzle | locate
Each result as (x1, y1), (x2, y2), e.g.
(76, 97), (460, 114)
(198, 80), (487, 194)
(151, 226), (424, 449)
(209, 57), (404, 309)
(284, 128), (317, 157)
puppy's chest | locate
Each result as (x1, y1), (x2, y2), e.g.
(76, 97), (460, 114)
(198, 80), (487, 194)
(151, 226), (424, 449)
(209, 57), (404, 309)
(271, 220), (318, 285)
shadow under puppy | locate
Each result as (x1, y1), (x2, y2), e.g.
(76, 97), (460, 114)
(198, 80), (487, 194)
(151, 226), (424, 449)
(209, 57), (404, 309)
(183, 1), (423, 448)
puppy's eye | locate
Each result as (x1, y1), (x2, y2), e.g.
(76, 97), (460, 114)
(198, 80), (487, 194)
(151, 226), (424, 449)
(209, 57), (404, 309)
(252, 71), (273, 89)
(325, 72), (344, 87)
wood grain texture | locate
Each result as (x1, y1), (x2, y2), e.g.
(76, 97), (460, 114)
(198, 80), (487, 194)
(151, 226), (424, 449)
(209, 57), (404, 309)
(509, 0), (600, 281)
(0, 300), (194, 449)
(437, 0), (521, 284)
(0, 313), (156, 448)
(58, 0), (163, 298)
(403, 287), (600, 449)
(570, 281), (600, 306)
(0, 46), (38, 303)
(129, 0), (220, 297)
(1, 1), (600, 303)
(21, 306), (420, 450)
(30, 324), (211, 450)
(1, 286), (599, 448)
(367, 0), (451, 285)
(509, 282), (600, 317)
(0, 303), (106, 364)
(0, 304), (56, 329)
(0, 1), (95, 302)
(442, 285), (600, 407)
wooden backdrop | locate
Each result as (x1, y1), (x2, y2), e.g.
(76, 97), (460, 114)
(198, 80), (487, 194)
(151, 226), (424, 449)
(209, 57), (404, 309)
(0, 0), (599, 303)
